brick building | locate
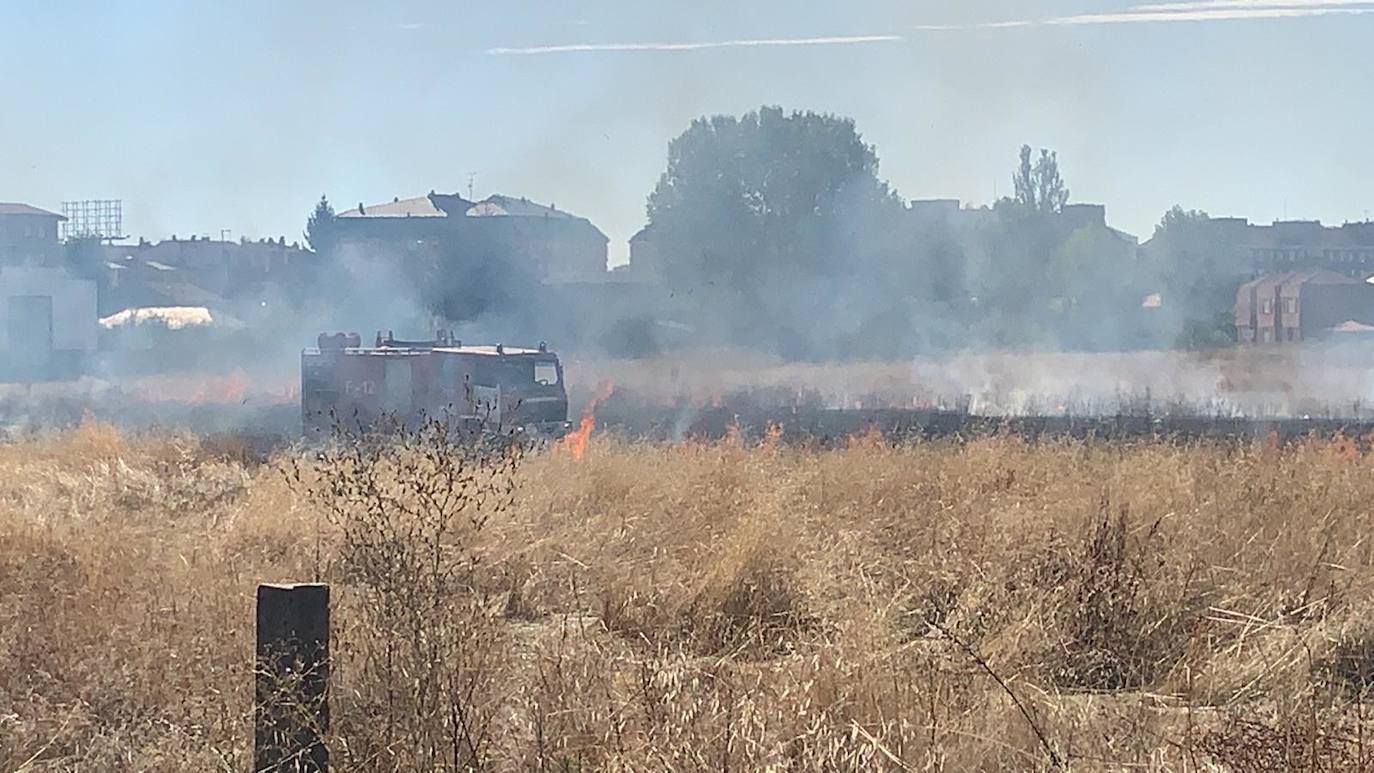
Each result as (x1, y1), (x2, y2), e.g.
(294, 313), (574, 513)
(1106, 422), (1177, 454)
(1236, 269), (1374, 344)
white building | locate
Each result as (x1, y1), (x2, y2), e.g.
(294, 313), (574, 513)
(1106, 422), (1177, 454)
(0, 266), (97, 381)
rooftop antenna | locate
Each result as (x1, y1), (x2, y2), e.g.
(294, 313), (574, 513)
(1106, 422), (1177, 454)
(467, 172), (476, 200)
(220, 228), (232, 242)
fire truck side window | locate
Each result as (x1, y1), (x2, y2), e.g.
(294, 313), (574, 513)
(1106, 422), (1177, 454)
(476, 359), (532, 387)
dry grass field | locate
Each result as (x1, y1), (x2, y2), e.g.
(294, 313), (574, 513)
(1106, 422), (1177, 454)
(3, 419), (1374, 771)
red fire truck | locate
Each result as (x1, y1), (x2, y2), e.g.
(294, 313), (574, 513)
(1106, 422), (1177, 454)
(301, 330), (570, 438)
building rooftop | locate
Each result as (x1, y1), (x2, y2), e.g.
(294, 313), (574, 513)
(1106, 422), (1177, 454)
(1145, 217), (1374, 251)
(465, 194), (580, 220)
(337, 195), (448, 218)
(1239, 268), (1362, 292)
(339, 192), (592, 223)
(0, 202), (66, 219)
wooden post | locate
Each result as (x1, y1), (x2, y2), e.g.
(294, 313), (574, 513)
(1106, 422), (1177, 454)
(256, 583), (330, 772)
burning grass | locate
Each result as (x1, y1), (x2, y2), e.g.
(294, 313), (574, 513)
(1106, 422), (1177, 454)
(4, 427), (1374, 769)
(566, 345), (1374, 419)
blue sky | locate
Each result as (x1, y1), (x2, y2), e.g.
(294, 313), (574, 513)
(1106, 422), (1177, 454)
(3, 0), (1372, 264)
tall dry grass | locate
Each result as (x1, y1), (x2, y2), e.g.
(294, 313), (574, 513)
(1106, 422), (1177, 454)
(3, 419), (1374, 770)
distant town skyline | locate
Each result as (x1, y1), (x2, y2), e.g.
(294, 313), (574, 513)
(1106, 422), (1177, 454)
(3, 0), (1373, 264)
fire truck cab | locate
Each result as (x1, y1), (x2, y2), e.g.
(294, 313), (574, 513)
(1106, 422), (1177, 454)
(301, 330), (570, 438)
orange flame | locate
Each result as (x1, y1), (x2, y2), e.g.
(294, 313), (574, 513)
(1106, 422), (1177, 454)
(193, 371), (246, 403)
(72, 410), (124, 456)
(565, 414), (595, 461)
(1329, 431), (1360, 462)
(563, 380), (615, 461)
(722, 417), (742, 447)
(847, 423), (887, 451)
(760, 421), (784, 451)
(123, 370), (295, 406)
(1262, 429), (1281, 453)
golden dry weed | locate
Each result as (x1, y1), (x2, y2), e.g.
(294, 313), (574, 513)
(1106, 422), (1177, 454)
(3, 430), (1374, 770)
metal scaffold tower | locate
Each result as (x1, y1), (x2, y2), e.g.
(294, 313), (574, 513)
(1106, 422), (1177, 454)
(60, 199), (126, 242)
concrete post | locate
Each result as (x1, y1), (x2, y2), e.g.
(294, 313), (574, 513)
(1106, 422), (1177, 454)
(255, 583), (330, 772)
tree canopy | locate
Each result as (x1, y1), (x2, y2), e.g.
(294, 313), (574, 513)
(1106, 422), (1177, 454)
(1012, 145), (1070, 214)
(304, 195), (337, 257)
(645, 106), (914, 357)
(1146, 206), (1240, 348)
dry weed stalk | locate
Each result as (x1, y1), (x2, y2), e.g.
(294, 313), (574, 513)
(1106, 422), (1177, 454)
(290, 414), (521, 771)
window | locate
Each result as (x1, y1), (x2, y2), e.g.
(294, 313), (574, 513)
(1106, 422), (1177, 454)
(1284, 298), (1297, 314)
(382, 358), (413, 413)
(1261, 299), (1273, 314)
(534, 361), (559, 386)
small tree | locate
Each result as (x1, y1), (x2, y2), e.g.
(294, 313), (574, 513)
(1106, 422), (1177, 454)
(304, 195), (338, 257)
(1013, 146), (1036, 211)
(1012, 145), (1070, 214)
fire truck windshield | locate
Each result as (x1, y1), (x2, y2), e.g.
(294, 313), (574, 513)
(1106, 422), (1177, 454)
(534, 361), (559, 386)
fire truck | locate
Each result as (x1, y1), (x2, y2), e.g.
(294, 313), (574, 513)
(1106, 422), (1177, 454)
(301, 330), (570, 438)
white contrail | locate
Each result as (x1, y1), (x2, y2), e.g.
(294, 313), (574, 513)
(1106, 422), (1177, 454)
(490, 2), (1374, 56)
(1052, 6), (1374, 24)
(915, 1), (1374, 30)
(487, 34), (904, 56)
(1135, 0), (1374, 9)
(913, 20), (1034, 30)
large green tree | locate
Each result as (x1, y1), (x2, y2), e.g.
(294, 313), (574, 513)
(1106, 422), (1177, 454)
(645, 106), (912, 358)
